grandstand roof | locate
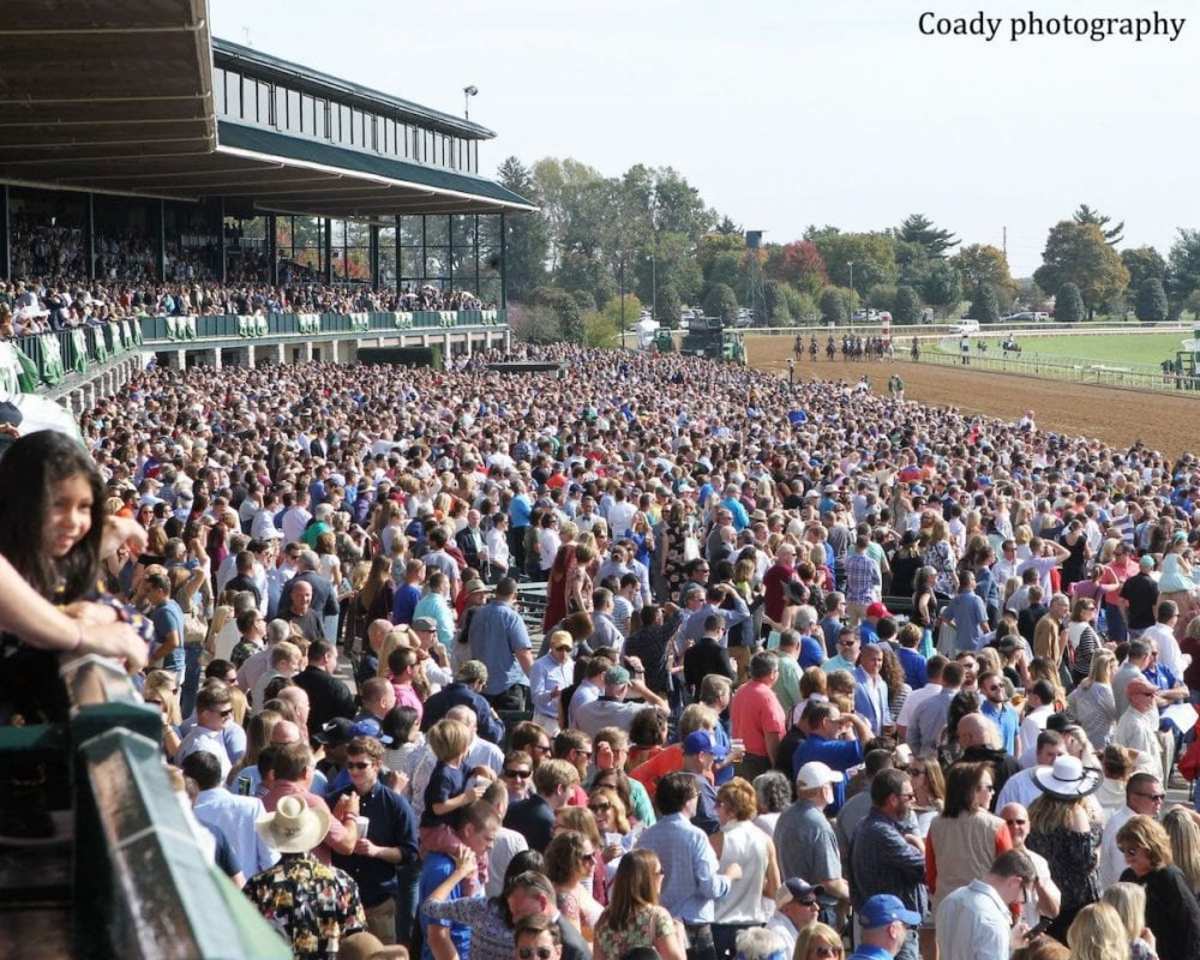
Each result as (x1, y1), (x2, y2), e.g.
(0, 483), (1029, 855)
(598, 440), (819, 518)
(0, 0), (535, 215)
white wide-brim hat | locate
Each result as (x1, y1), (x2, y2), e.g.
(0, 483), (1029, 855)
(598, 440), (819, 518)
(1032, 755), (1102, 800)
(256, 794), (330, 854)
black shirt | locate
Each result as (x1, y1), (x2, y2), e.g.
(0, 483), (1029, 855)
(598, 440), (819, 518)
(1120, 864), (1200, 959)
(682, 636), (735, 693)
(1120, 573), (1160, 630)
(293, 664), (356, 736)
(504, 794), (556, 853)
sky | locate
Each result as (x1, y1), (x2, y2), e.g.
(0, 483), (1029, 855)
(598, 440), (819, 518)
(210, 0), (1198, 277)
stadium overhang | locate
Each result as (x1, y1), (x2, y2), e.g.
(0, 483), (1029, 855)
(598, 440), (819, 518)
(0, 0), (535, 217)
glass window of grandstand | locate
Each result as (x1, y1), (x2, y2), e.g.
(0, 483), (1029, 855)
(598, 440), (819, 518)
(378, 222), (397, 289)
(164, 200), (221, 281)
(395, 214), (493, 307)
(225, 216), (268, 282)
(478, 214), (502, 307)
(93, 195), (159, 282)
(8, 187), (87, 279)
(278, 216), (325, 283)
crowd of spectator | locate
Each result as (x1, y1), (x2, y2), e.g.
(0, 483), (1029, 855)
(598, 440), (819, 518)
(5, 342), (1200, 960)
(0, 275), (490, 339)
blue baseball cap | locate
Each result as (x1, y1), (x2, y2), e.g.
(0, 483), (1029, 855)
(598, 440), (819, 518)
(858, 894), (921, 929)
(683, 731), (728, 761)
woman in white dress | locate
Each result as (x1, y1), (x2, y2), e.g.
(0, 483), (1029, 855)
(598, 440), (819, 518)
(710, 778), (780, 960)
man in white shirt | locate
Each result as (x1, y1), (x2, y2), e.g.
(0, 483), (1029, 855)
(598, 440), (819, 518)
(996, 731), (1066, 810)
(895, 656), (946, 741)
(766, 878), (822, 958)
(182, 750), (278, 879)
(175, 685), (237, 781)
(529, 633), (574, 734)
(280, 490), (312, 545)
(1017, 680), (1056, 757)
(251, 491), (282, 543)
(1143, 601), (1185, 678)
(573, 665), (667, 738)
(1098, 773), (1164, 888)
(936, 850), (1037, 960)
(998, 803), (1061, 934)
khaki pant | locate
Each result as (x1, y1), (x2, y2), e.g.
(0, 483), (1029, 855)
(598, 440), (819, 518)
(846, 601), (867, 629)
(365, 897), (396, 945)
(532, 712), (561, 736)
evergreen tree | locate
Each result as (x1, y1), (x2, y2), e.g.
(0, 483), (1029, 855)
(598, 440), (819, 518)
(893, 285), (923, 325)
(1135, 277), (1168, 323)
(1073, 203), (1124, 246)
(897, 213), (960, 258)
(820, 287), (848, 325)
(496, 157), (548, 300)
(967, 282), (1000, 323)
(1055, 282), (1085, 323)
(702, 283), (738, 323)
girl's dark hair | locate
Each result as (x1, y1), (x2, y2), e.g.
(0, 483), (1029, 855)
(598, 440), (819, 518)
(381, 704), (420, 745)
(495, 849), (546, 926)
(0, 431), (104, 601)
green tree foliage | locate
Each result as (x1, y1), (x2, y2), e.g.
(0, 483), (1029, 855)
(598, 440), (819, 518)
(704, 251), (743, 293)
(703, 283), (738, 323)
(893, 239), (932, 289)
(764, 241), (827, 296)
(811, 231), (898, 298)
(1054, 282), (1085, 323)
(655, 285), (682, 328)
(1135, 278), (1169, 323)
(780, 285), (817, 324)
(1168, 229), (1200, 316)
(1073, 203), (1125, 246)
(951, 244), (1017, 309)
(1033, 221), (1130, 318)
(897, 213), (960, 258)
(893, 285), (923, 325)
(602, 293), (643, 334)
(1120, 246), (1167, 293)
(509, 303), (561, 343)
(496, 157), (548, 300)
(967, 282), (1000, 323)
(714, 215), (742, 235)
(921, 261), (963, 314)
(866, 284), (898, 312)
(528, 287), (584, 343)
(820, 287), (849, 325)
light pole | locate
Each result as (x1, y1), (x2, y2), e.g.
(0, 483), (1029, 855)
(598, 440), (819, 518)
(848, 261), (854, 321)
(463, 85), (478, 120)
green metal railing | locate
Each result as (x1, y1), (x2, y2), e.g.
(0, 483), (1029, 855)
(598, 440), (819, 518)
(909, 347), (1191, 393)
(3, 309), (506, 393)
(0, 655), (289, 959)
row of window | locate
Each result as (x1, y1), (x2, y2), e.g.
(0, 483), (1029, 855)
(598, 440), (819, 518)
(212, 67), (480, 173)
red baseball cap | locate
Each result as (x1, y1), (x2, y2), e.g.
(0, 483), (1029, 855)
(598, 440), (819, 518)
(866, 601), (892, 619)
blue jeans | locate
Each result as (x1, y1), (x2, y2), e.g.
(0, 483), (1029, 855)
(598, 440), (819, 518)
(1104, 602), (1128, 643)
(179, 644), (203, 719)
(395, 861), (421, 952)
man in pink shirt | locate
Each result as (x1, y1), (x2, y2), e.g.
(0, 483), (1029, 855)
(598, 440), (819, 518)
(730, 651), (786, 780)
(261, 739), (360, 865)
(387, 645), (424, 724)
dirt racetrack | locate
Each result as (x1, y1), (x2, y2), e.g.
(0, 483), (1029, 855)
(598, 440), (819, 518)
(748, 338), (1200, 460)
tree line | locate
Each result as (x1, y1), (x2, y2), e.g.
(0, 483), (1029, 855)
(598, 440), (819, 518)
(496, 156), (1200, 342)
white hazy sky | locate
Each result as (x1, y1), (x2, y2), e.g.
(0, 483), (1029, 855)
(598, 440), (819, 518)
(210, 0), (1198, 277)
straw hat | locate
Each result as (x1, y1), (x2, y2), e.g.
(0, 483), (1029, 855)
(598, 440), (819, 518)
(255, 794), (330, 854)
(1032, 755), (1102, 800)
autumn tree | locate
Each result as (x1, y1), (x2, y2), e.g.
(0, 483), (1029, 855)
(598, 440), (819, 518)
(951, 244), (1017, 310)
(1033, 221), (1130, 319)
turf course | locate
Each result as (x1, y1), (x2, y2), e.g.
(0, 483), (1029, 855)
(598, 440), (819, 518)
(940, 332), (1186, 367)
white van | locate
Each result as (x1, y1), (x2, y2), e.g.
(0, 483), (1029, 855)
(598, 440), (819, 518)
(954, 319), (980, 335)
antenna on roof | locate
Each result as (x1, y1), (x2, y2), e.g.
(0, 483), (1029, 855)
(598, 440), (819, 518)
(463, 85), (478, 120)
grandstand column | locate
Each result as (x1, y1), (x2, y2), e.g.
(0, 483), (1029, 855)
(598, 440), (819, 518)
(329, 338), (341, 363)
(504, 327), (512, 353)
(176, 349), (186, 370)
(212, 347), (222, 371)
(369, 223), (380, 291)
(86, 193), (95, 280)
(156, 200), (166, 281)
(323, 219), (333, 285)
(0, 185), (8, 280)
(465, 335), (473, 357)
(275, 343), (285, 364)
(500, 212), (507, 307)
(268, 215), (278, 285)
(305, 340), (314, 361)
(218, 197), (227, 283)
(246, 344), (256, 369)
(444, 332), (452, 366)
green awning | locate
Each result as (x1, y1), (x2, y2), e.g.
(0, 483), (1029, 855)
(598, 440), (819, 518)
(217, 121), (535, 212)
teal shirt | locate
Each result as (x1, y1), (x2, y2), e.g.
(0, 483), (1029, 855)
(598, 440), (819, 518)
(413, 592), (456, 647)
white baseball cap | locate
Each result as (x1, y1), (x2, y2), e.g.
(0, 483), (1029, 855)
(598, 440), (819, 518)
(795, 761), (844, 791)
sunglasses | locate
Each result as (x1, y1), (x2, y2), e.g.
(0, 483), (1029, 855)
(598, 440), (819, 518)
(1120, 847), (1142, 857)
(573, 749), (592, 759)
(797, 898), (819, 907)
(518, 950), (555, 960)
(1134, 792), (1166, 802)
(346, 761), (373, 771)
(589, 802), (611, 812)
(1004, 818), (1028, 826)
(504, 769), (531, 779)
(580, 851), (596, 863)
(218, 708), (234, 718)
(144, 698), (163, 707)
